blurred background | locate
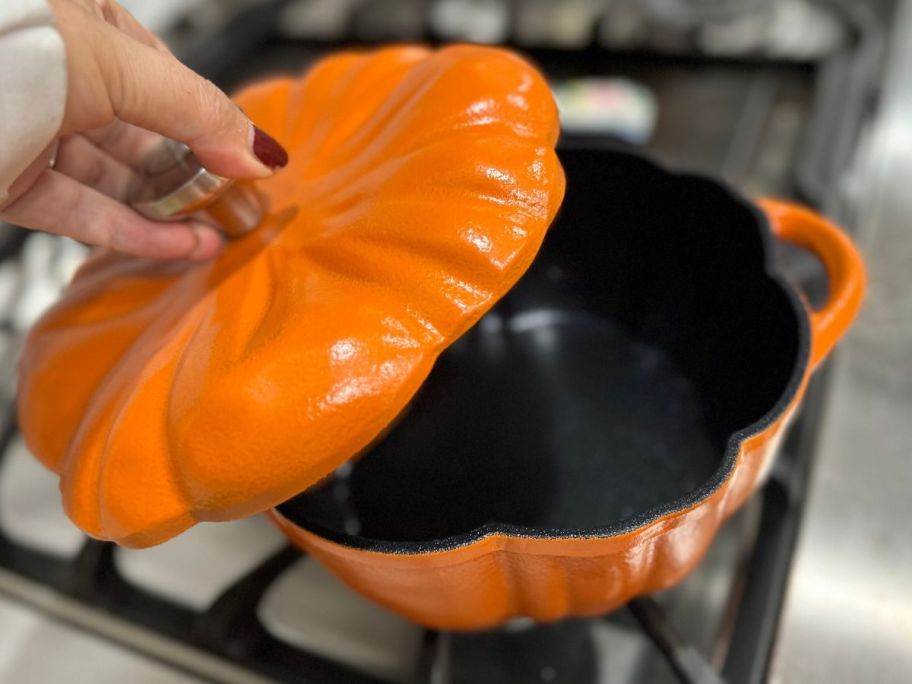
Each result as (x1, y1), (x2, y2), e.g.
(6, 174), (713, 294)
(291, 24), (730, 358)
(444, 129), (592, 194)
(0, 1), (909, 683)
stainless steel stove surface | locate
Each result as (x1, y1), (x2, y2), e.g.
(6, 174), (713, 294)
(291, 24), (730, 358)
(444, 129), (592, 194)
(1, 1), (907, 683)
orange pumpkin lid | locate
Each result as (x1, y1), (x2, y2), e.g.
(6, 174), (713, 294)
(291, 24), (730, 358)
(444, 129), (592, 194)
(16, 45), (565, 548)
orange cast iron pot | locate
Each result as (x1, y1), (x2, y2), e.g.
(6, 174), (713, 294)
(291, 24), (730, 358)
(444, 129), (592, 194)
(270, 147), (866, 631)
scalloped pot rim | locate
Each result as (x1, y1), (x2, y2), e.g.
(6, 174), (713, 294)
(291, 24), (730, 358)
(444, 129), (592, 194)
(273, 145), (813, 555)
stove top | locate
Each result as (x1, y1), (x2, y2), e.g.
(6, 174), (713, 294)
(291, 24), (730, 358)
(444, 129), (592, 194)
(0, 1), (891, 682)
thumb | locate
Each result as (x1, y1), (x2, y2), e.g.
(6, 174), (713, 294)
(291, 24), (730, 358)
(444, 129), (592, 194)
(96, 27), (287, 179)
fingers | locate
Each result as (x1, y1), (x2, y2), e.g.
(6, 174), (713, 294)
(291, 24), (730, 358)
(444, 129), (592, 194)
(54, 135), (137, 200)
(49, 0), (288, 180)
(93, 27), (288, 179)
(17, 0), (283, 262)
(0, 170), (223, 261)
(83, 120), (162, 168)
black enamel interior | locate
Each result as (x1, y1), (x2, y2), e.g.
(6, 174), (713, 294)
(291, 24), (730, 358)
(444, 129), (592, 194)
(278, 147), (807, 549)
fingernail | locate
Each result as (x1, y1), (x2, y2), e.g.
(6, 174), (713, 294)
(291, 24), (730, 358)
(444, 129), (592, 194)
(252, 126), (288, 170)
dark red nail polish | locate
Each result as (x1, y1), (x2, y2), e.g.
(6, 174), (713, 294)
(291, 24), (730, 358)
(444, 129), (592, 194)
(252, 127), (289, 169)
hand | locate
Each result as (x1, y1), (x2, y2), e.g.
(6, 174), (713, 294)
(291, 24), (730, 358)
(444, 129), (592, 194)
(0, 0), (288, 260)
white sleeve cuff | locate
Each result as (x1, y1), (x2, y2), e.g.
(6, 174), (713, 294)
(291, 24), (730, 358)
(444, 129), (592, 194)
(0, 0), (67, 204)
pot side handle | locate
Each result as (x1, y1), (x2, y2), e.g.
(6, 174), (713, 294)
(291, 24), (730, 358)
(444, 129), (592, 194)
(759, 198), (867, 372)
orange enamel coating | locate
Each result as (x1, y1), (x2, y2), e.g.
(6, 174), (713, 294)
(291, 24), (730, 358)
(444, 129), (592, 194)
(269, 200), (867, 631)
(759, 198), (867, 371)
(16, 46), (564, 548)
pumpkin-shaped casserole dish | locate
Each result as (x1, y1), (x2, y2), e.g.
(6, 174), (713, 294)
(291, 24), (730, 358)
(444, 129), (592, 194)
(17, 47), (865, 632)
